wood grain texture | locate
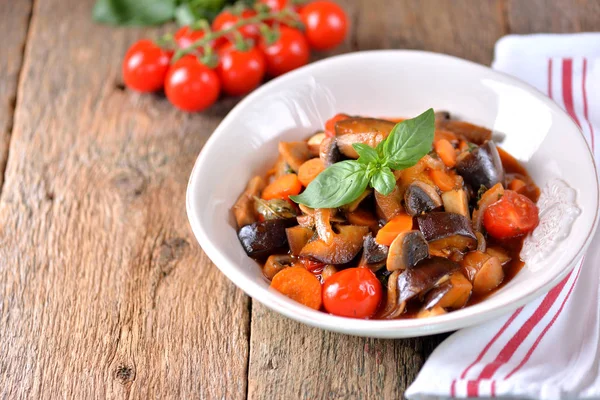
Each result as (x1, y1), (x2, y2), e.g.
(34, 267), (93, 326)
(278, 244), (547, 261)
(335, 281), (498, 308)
(0, 0), (249, 398)
(0, 1), (32, 189)
(508, 0), (600, 33)
(355, 0), (507, 64)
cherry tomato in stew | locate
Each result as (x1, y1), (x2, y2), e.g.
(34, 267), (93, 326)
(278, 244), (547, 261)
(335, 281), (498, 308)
(483, 190), (539, 239)
(300, 1), (348, 51)
(122, 40), (171, 92)
(259, 26), (310, 77)
(165, 56), (221, 112)
(322, 267), (382, 318)
(217, 44), (266, 96)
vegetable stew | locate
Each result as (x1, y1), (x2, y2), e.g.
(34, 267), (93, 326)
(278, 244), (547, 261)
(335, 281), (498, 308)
(233, 109), (540, 319)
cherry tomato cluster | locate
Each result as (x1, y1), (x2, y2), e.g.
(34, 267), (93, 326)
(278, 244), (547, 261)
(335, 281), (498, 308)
(122, 0), (348, 112)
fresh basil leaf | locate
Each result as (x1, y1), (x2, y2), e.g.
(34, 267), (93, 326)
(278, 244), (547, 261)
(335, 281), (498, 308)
(353, 143), (379, 165)
(290, 161), (369, 208)
(383, 108), (435, 170)
(93, 0), (176, 26)
(371, 166), (396, 195)
(174, 3), (197, 26)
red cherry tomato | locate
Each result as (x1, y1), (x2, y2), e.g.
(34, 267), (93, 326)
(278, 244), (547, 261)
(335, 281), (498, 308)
(217, 44), (266, 96)
(122, 39), (171, 92)
(300, 1), (348, 51)
(165, 55), (221, 112)
(212, 9), (260, 47)
(259, 26), (310, 77)
(174, 26), (210, 49)
(324, 113), (350, 137)
(483, 190), (539, 239)
(322, 267), (382, 318)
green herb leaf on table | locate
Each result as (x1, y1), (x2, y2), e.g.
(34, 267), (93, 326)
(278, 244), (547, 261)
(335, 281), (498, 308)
(289, 161), (370, 208)
(371, 167), (395, 196)
(93, 0), (177, 26)
(291, 109), (435, 208)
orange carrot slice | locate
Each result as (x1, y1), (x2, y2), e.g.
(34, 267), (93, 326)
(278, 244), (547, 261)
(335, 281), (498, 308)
(262, 174), (302, 201)
(270, 267), (322, 310)
(298, 158), (325, 187)
(430, 169), (456, 192)
(434, 139), (457, 167)
(375, 213), (413, 246)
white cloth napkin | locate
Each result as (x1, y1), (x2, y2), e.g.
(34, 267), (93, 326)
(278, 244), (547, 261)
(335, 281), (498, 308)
(406, 34), (600, 400)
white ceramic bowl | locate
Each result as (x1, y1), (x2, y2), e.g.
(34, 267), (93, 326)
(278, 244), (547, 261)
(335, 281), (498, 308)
(187, 50), (599, 338)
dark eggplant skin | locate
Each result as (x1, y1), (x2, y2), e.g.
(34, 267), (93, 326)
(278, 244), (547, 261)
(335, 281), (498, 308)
(397, 257), (460, 303)
(456, 140), (505, 190)
(363, 233), (389, 264)
(238, 219), (296, 258)
(404, 181), (443, 216)
(319, 137), (342, 167)
(387, 231), (429, 271)
(415, 212), (477, 251)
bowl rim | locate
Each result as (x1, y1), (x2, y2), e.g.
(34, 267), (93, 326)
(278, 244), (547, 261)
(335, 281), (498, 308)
(186, 49), (599, 338)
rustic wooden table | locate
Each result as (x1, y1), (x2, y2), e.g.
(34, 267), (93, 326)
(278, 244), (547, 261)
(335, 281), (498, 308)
(0, 0), (598, 398)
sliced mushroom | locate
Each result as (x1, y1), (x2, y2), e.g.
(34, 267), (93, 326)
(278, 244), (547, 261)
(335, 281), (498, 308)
(270, 155), (293, 179)
(335, 118), (395, 158)
(286, 226), (314, 256)
(321, 265), (338, 281)
(233, 176), (266, 228)
(238, 218), (296, 257)
(315, 208), (336, 244)
(363, 233), (389, 264)
(263, 255), (294, 279)
(441, 189), (469, 218)
(461, 251), (504, 294)
(319, 136), (342, 167)
(423, 272), (472, 310)
(386, 230), (429, 271)
(404, 181), (443, 216)
(279, 141), (311, 172)
(437, 119), (492, 145)
(307, 132), (326, 156)
(476, 231), (487, 252)
(472, 182), (504, 232)
(379, 270), (405, 319)
(435, 110), (451, 122)
(486, 246), (512, 265)
(375, 186), (403, 222)
(299, 225), (368, 264)
(415, 212), (477, 253)
(417, 305), (447, 318)
(397, 256), (460, 303)
(456, 140), (505, 190)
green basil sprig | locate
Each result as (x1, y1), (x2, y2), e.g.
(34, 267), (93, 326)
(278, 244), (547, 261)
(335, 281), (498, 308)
(290, 108), (435, 208)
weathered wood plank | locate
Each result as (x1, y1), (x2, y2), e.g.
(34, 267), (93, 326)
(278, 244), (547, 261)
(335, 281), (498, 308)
(247, 1), (505, 399)
(0, 1), (32, 189)
(0, 1), (248, 398)
(355, 0), (507, 65)
(508, 0), (600, 33)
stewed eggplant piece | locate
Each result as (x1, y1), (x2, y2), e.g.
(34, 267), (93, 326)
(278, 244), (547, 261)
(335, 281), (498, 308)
(300, 225), (369, 264)
(278, 141), (311, 172)
(397, 256), (460, 303)
(461, 251), (504, 294)
(436, 117), (493, 144)
(387, 230), (429, 271)
(232, 176), (266, 228)
(375, 186), (404, 222)
(238, 218), (296, 257)
(285, 226), (314, 256)
(363, 233), (389, 264)
(319, 136), (342, 167)
(263, 254), (294, 279)
(307, 132), (326, 156)
(335, 118), (395, 158)
(404, 181), (443, 216)
(441, 189), (469, 218)
(456, 140), (505, 190)
(415, 212), (477, 252)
